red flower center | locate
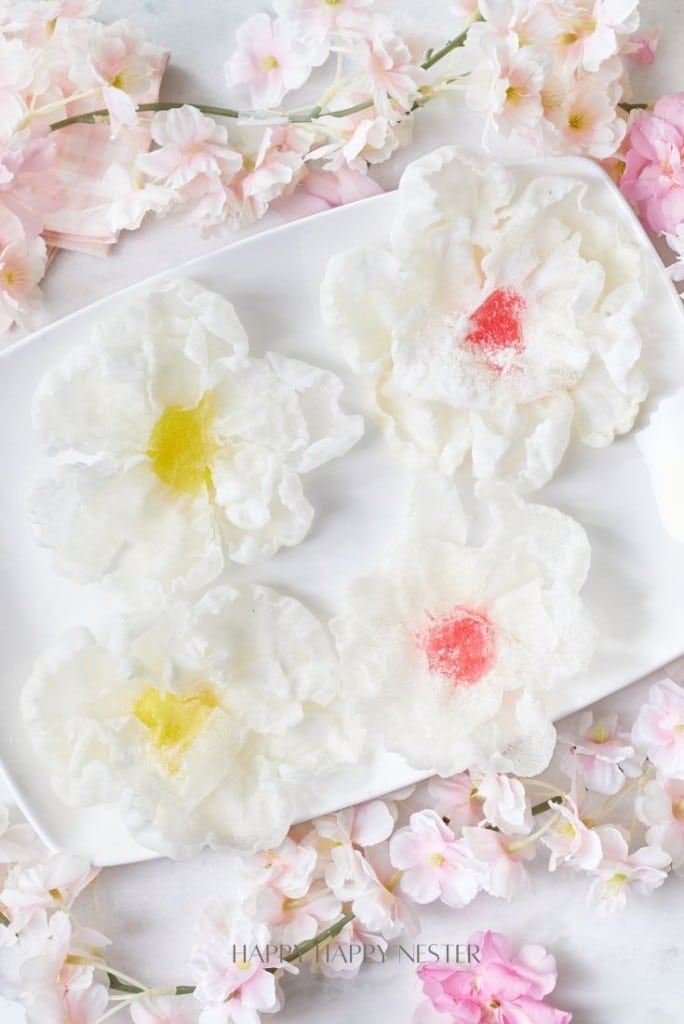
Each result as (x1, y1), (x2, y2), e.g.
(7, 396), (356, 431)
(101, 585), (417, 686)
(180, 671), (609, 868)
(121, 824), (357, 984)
(464, 287), (526, 356)
(416, 607), (496, 686)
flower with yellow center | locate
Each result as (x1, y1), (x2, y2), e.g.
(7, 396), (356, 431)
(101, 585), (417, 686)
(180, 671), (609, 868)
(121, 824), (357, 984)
(31, 279), (363, 603)
(22, 584), (361, 857)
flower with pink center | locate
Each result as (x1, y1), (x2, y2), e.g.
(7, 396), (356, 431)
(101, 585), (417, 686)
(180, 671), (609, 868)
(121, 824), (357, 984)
(636, 777), (684, 872)
(389, 810), (481, 907)
(356, 17), (424, 119)
(540, 795), (602, 872)
(322, 147), (647, 490)
(131, 994), (199, 1024)
(586, 826), (670, 915)
(426, 774), (484, 831)
(476, 772), (532, 834)
(632, 678), (684, 778)
(414, 930), (572, 1024)
(0, 125), (61, 237)
(189, 909), (294, 1022)
(459, 826), (534, 899)
(560, 712), (644, 795)
(621, 93), (684, 234)
(24, 982), (110, 1024)
(62, 19), (157, 134)
(554, 0), (640, 72)
(136, 105), (243, 232)
(224, 13), (316, 110)
(331, 483), (594, 778)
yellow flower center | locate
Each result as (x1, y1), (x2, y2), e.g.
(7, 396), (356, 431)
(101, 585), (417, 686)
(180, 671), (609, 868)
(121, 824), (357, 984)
(505, 84), (526, 106)
(147, 393), (218, 495)
(133, 686), (218, 774)
(259, 55), (279, 71)
(567, 110), (588, 132)
(429, 852), (446, 866)
(558, 822), (577, 838)
(591, 722), (609, 743)
(605, 871), (628, 896)
(674, 798), (684, 821)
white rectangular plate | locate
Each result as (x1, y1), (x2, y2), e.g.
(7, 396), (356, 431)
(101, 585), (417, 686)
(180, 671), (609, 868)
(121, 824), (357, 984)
(2, 155), (684, 866)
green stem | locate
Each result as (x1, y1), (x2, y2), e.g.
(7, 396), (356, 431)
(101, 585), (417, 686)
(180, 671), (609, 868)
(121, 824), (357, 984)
(107, 973), (144, 995)
(0, 911), (9, 927)
(531, 797), (562, 816)
(619, 101), (650, 112)
(421, 24), (473, 71)
(283, 911), (355, 963)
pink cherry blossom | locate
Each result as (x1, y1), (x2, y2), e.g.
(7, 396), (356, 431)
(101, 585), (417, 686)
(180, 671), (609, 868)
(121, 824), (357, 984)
(254, 881), (341, 947)
(136, 105), (243, 232)
(325, 842), (418, 940)
(0, 230), (45, 333)
(0, 806), (40, 883)
(545, 65), (627, 158)
(312, 799), (396, 850)
(272, 0), (373, 64)
(189, 908), (294, 1022)
(560, 711), (643, 795)
(624, 29), (659, 64)
(224, 13), (316, 110)
(554, 0), (639, 73)
(252, 837), (317, 900)
(586, 826), (670, 915)
(476, 772), (532, 834)
(272, 166), (383, 219)
(1, 853), (97, 931)
(459, 826), (533, 899)
(540, 796), (602, 872)
(426, 774), (484, 831)
(233, 123), (312, 223)
(356, 18), (424, 120)
(632, 678), (684, 777)
(62, 18), (157, 134)
(636, 776), (684, 871)
(414, 930), (572, 1024)
(24, 981), (109, 1024)
(314, 99), (405, 172)
(0, 125), (61, 237)
(131, 994), (199, 1024)
(389, 810), (480, 907)
(620, 95), (684, 234)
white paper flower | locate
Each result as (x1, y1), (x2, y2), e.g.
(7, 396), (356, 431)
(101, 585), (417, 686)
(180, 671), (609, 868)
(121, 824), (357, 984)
(331, 478), (596, 776)
(31, 279), (363, 603)
(22, 585), (361, 857)
(321, 146), (647, 491)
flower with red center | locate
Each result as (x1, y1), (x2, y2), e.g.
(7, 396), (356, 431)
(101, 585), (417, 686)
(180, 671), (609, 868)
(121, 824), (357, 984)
(322, 146), (647, 492)
(331, 478), (596, 777)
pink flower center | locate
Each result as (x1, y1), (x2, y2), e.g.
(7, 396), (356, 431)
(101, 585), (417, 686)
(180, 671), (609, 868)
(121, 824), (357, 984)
(464, 287), (526, 357)
(416, 607), (496, 686)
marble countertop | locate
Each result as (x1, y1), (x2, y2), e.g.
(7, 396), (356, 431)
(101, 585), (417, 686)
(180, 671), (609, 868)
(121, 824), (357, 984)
(2, 2), (684, 1021)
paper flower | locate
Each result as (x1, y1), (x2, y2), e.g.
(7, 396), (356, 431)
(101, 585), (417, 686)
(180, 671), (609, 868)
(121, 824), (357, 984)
(331, 477), (596, 777)
(22, 585), (361, 857)
(31, 279), (363, 603)
(321, 146), (647, 492)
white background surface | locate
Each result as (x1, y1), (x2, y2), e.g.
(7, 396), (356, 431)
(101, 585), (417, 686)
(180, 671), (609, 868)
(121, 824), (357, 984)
(3, 1), (684, 1021)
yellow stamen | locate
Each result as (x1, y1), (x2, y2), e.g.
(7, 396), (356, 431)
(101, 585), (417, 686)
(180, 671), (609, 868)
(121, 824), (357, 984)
(568, 110), (587, 132)
(505, 84), (526, 106)
(429, 852), (446, 866)
(147, 393), (218, 495)
(133, 686), (218, 774)
(259, 55), (279, 71)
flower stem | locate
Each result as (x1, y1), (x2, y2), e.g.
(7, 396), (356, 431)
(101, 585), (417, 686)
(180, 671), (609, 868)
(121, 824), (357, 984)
(283, 911), (355, 963)
(420, 24), (472, 71)
(106, 969), (147, 994)
(0, 911), (9, 927)
(531, 797), (563, 816)
(618, 101), (650, 112)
